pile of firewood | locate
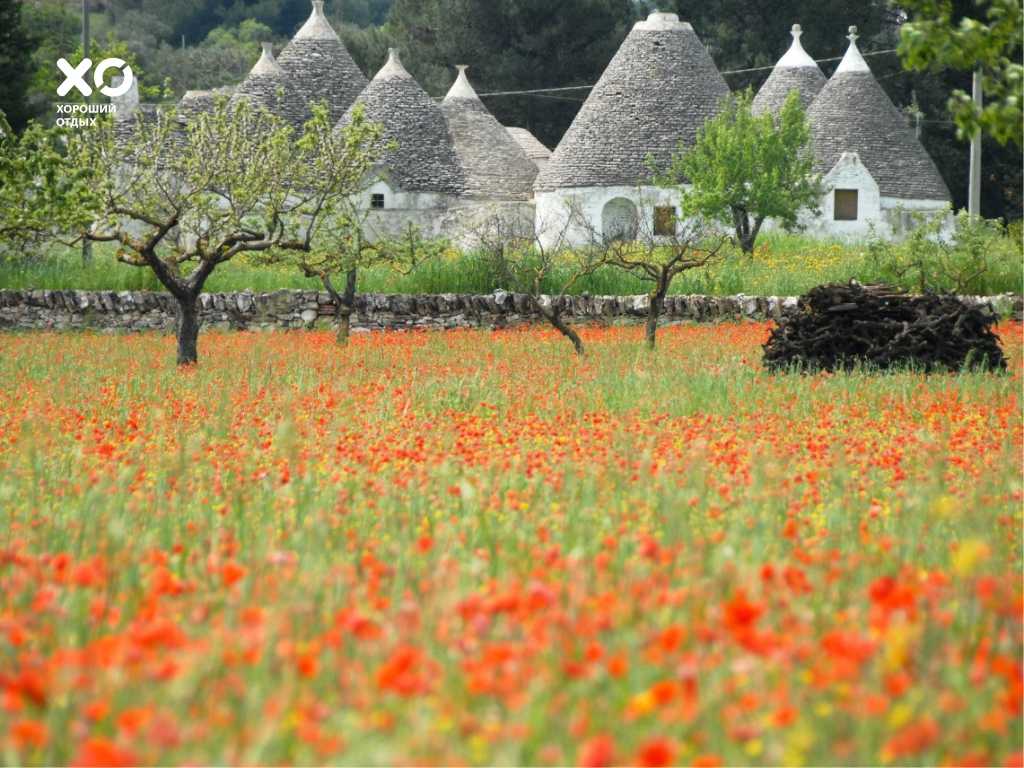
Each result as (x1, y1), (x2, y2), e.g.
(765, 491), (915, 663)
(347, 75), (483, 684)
(763, 282), (1007, 373)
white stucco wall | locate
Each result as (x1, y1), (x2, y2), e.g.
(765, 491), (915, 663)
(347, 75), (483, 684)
(440, 200), (538, 250)
(536, 185), (688, 248)
(358, 181), (455, 241)
(795, 153), (952, 242)
(800, 152), (884, 240)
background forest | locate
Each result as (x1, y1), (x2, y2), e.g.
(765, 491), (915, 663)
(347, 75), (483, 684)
(4, 0), (1022, 221)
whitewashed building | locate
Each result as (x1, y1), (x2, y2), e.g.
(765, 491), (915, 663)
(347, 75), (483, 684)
(534, 12), (731, 247)
(805, 28), (951, 238)
(336, 49), (464, 239)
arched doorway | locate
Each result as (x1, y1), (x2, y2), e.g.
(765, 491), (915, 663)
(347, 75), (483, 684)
(601, 197), (639, 242)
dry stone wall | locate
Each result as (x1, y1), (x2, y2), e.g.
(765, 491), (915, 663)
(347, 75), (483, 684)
(0, 289), (1020, 333)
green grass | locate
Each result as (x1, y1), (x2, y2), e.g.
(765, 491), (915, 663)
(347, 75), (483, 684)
(1, 231), (1020, 295)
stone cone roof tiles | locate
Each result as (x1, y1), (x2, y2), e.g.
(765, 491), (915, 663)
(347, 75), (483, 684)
(807, 28), (950, 201)
(277, 0), (368, 126)
(231, 43), (298, 122)
(113, 104), (160, 151)
(506, 127), (551, 166)
(535, 12), (731, 192)
(176, 90), (216, 124)
(752, 25), (826, 116)
(441, 67), (538, 200)
(337, 49), (463, 195)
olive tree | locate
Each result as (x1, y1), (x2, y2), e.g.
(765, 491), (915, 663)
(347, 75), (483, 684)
(602, 214), (730, 350)
(20, 98), (382, 365)
(663, 90), (821, 255)
(260, 105), (446, 345)
(467, 204), (607, 357)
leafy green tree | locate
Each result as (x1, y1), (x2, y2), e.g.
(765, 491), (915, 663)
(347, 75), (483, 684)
(0, 0), (36, 132)
(0, 115), (96, 258)
(13, 98), (384, 365)
(898, 0), (1022, 147)
(257, 103), (447, 345)
(662, 90), (821, 255)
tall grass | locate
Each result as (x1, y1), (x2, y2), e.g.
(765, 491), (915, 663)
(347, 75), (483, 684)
(1, 230), (1020, 295)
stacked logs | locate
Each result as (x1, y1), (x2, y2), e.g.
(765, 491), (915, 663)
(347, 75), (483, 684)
(763, 282), (1007, 372)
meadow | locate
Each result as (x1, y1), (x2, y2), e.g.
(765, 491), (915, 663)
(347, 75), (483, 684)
(0, 322), (1021, 766)
(1, 229), (1021, 297)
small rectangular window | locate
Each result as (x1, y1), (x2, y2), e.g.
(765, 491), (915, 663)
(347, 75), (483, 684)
(654, 206), (676, 236)
(370, 193), (385, 210)
(834, 189), (858, 221)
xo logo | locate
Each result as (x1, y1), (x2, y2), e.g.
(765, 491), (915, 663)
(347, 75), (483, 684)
(57, 57), (134, 98)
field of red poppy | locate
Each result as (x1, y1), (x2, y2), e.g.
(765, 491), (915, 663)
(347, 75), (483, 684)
(0, 322), (1021, 767)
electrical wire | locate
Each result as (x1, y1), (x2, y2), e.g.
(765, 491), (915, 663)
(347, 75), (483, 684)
(476, 48), (901, 97)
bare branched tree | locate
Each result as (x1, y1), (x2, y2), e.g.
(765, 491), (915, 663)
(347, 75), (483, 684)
(570, 196), (731, 350)
(465, 202), (606, 356)
(603, 215), (730, 350)
(23, 98), (385, 365)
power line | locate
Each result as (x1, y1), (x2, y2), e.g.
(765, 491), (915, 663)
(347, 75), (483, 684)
(476, 48), (901, 98)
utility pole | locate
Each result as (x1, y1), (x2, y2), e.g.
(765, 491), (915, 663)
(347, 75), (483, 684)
(81, 0), (93, 265)
(81, 0), (89, 59)
(968, 68), (982, 218)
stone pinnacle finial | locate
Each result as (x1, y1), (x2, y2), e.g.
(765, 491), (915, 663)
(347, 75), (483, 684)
(777, 22), (817, 68)
(249, 41), (282, 76)
(375, 47), (410, 80)
(312, 0), (324, 14)
(445, 64), (479, 101)
(835, 25), (869, 74)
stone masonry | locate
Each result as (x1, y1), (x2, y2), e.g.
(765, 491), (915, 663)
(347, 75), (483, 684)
(0, 290), (1020, 334)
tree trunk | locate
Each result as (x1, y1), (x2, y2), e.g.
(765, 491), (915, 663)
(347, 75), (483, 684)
(536, 296), (585, 358)
(645, 278), (669, 350)
(733, 207), (755, 255)
(326, 269), (358, 346)
(176, 294), (200, 366)
(336, 303), (352, 345)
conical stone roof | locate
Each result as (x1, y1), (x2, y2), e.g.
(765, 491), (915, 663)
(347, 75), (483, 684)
(337, 49), (463, 196)
(440, 67), (538, 200)
(535, 12), (731, 193)
(277, 0), (368, 126)
(807, 28), (950, 201)
(506, 127), (551, 168)
(752, 25), (826, 116)
(176, 90), (216, 125)
(231, 43), (296, 121)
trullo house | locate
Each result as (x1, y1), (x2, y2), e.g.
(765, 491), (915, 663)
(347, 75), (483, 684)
(276, 0), (368, 125)
(336, 49), (464, 239)
(805, 27), (951, 238)
(533, 11), (731, 247)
